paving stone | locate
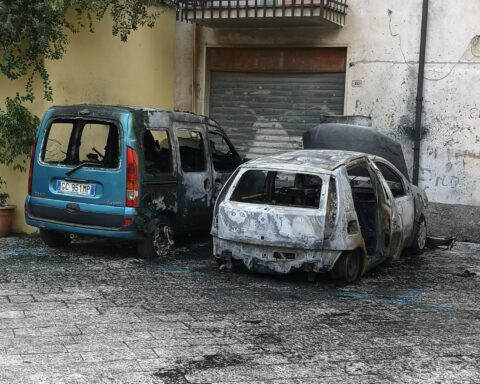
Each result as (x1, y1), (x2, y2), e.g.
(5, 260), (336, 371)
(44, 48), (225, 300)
(14, 326), (81, 337)
(65, 341), (129, 353)
(0, 235), (479, 383)
(0, 311), (24, 320)
(21, 352), (83, 366)
(7, 295), (35, 303)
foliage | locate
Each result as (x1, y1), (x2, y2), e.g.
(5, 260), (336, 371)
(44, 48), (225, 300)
(0, 0), (171, 205)
(0, 95), (40, 205)
(0, 0), (171, 101)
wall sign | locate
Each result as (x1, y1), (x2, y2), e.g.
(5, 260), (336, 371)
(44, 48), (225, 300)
(352, 80), (363, 87)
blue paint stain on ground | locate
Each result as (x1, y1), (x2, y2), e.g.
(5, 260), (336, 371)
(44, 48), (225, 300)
(337, 288), (456, 313)
(4, 247), (48, 257)
(6, 247), (27, 255)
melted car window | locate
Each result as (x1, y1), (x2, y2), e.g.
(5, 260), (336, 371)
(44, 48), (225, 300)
(42, 121), (119, 168)
(208, 132), (238, 172)
(178, 130), (206, 172)
(231, 170), (322, 209)
(43, 122), (74, 163)
(230, 170), (267, 204)
(143, 130), (172, 174)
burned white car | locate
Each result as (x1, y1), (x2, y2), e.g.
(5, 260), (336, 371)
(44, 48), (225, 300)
(211, 150), (428, 282)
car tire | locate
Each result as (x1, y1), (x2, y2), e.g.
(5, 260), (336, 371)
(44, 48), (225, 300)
(137, 217), (175, 258)
(410, 215), (427, 255)
(332, 251), (362, 283)
(40, 229), (71, 248)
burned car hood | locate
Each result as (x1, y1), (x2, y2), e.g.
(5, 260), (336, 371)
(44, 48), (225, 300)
(303, 123), (410, 180)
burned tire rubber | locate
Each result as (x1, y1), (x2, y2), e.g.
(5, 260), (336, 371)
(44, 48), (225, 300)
(40, 229), (71, 248)
(332, 252), (361, 283)
(137, 218), (175, 258)
(411, 216), (427, 255)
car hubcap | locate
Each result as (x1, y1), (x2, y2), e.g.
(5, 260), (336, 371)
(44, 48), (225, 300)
(153, 225), (174, 256)
(418, 220), (427, 250)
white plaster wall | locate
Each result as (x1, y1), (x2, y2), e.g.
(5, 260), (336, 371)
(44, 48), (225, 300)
(174, 0), (480, 207)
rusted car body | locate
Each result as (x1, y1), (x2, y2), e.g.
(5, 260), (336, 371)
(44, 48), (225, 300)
(211, 150), (428, 282)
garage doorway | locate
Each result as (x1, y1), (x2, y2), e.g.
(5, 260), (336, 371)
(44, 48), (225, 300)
(208, 47), (347, 159)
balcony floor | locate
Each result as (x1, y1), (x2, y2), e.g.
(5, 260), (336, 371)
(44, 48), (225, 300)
(182, 6), (345, 27)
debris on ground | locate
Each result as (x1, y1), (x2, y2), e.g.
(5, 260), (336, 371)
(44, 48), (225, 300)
(455, 270), (477, 278)
(426, 236), (456, 250)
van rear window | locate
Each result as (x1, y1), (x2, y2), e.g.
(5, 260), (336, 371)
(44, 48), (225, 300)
(230, 170), (322, 209)
(42, 120), (119, 169)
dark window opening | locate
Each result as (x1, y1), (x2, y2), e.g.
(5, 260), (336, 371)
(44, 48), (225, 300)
(178, 130), (206, 172)
(208, 131), (240, 172)
(375, 162), (406, 198)
(230, 170), (322, 209)
(42, 120), (119, 169)
(143, 129), (172, 174)
(230, 170), (267, 204)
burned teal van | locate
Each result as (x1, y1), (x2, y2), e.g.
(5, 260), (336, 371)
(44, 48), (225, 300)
(26, 105), (242, 257)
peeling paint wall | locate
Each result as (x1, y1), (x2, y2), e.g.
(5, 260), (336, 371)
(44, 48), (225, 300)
(174, 0), (480, 239)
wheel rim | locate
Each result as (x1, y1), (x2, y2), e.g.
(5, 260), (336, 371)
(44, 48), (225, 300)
(152, 225), (174, 256)
(417, 219), (427, 250)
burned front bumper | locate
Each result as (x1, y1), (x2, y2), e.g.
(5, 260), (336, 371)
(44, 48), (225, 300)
(213, 236), (341, 274)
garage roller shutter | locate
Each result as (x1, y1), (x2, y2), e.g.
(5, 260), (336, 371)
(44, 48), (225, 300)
(209, 72), (345, 159)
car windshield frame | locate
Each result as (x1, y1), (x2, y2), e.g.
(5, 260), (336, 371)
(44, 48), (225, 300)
(40, 117), (122, 170)
(228, 167), (328, 210)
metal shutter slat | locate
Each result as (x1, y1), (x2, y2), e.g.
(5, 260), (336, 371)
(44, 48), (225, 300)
(210, 72), (345, 159)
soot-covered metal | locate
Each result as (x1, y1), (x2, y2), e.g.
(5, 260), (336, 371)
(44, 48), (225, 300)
(212, 149), (428, 282)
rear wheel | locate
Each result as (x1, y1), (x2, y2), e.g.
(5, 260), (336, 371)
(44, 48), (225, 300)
(410, 216), (427, 255)
(137, 217), (175, 258)
(40, 229), (71, 248)
(332, 251), (362, 283)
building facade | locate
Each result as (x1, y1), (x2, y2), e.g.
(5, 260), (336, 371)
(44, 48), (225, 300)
(173, 0), (480, 241)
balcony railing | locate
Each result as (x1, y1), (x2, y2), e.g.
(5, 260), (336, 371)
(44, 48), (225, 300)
(176, 0), (348, 27)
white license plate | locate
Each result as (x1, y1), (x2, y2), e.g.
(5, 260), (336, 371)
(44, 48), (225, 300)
(56, 180), (96, 196)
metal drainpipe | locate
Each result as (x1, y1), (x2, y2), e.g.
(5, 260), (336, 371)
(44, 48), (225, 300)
(412, 0), (429, 185)
(192, 24), (198, 114)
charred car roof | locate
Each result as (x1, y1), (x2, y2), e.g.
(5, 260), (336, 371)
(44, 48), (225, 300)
(241, 150), (366, 174)
(45, 104), (225, 132)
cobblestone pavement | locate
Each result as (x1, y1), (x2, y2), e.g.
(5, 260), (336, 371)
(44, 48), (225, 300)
(0, 235), (479, 384)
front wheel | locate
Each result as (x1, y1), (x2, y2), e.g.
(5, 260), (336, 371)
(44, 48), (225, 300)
(332, 251), (362, 283)
(40, 229), (71, 248)
(410, 216), (427, 255)
(137, 217), (175, 258)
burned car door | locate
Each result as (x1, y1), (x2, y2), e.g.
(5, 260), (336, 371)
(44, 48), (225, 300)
(346, 158), (396, 267)
(140, 128), (178, 227)
(368, 159), (404, 261)
(175, 125), (213, 230)
(207, 128), (242, 201)
(373, 160), (414, 253)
